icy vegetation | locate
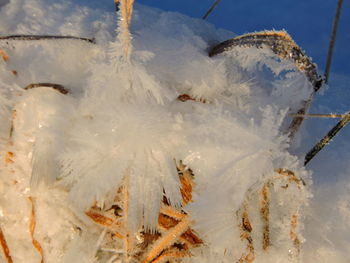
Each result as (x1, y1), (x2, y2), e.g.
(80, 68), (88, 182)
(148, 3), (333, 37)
(0, 0), (349, 262)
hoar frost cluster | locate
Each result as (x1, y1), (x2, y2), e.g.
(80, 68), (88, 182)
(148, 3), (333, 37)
(0, 0), (348, 262)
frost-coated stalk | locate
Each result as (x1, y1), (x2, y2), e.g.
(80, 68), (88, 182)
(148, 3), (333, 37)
(290, 113), (344, 119)
(119, 0), (135, 59)
(304, 111), (350, 165)
(0, 35), (95, 43)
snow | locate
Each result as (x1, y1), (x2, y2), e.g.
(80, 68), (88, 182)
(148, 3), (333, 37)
(0, 0), (349, 262)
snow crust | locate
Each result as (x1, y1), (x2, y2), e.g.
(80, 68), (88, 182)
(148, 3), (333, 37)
(0, 0), (349, 262)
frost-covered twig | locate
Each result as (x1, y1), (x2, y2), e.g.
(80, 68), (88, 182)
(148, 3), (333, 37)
(238, 205), (255, 263)
(236, 168), (304, 261)
(325, 0), (344, 83)
(118, 0), (135, 58)
(0, 35), (95, 43)
(202, 0), (222, 20)
(209, 31), (323, 139)
(209, 31), (323, 91)
(304, 111), (350, 165)
(290, 113), (344, 119)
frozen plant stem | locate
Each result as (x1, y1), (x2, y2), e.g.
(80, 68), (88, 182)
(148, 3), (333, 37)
(324, 0), (343, 83)
(290, 113), (344, 119)
(304, 111), (350, 165)
(119, 0), (135, 58)
(0, 35), (95, 43)
(202, 0), (222, 20)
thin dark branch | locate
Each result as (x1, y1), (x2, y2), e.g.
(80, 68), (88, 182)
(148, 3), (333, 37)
(304, 111), (350, 165)
(202, 0), (222, 20)
(24, 83), (69, 95)
(0, 35), (95, 43)
(290, 113), (344, 119)
(324, 0), (343, 83)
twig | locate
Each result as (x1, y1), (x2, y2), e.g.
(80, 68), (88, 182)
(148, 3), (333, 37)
(324, 0), (344, 83)
(202, 0), (222, 20)
(304, 111), (350, 165)
(141, 217), (190, 263)
(209, 31), (323, 91)
(290, 113), (344, 119)
(0, 35), (95, 43)
(24, 83), (69, 95)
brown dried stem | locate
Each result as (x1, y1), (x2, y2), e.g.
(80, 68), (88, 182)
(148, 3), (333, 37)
(28, 196), (44, 263)
(24, 83), (69, 95)
(290, 113), (344, 119)
(141, 217), (191, 263)
(238, 205), (255, 263)
(260, 184), (270, 251)
(290, 213), (301, 257)
(0, 226), (13, 263)
(119, 0), (135, 58)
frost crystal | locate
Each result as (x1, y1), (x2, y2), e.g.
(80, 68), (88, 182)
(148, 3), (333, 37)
(0, 0), (348, 263)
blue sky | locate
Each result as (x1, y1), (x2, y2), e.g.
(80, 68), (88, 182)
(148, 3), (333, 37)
(137, 0), (350, 79)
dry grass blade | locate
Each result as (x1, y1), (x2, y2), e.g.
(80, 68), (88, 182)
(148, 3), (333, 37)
(290, 113), (344, 119)
(304, 111), (350, 165)
(238, 205), (255, 263)
(202, 0), (222, 20)
(141, 217), (191, 263)
(260, 184), (270, 251)
(209, 30), (322, 91)
(237, 168), (304, 262)
(0, 35), (95, 43)
(0, 226), (13, 263)
(290, 213), (301, 257)
(209, 30), (324, 139)
(325, 0), (344, 83)
(28, 196), (44, 263)
(85, 161), (202, 263)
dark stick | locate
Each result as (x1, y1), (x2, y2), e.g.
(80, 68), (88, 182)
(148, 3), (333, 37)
(324, 0), (343, 83)
(304, 111), (350, 165)
(202, 0), (222, 20)
(24, 83), (69, 95)
(0, 35), (95, 43)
